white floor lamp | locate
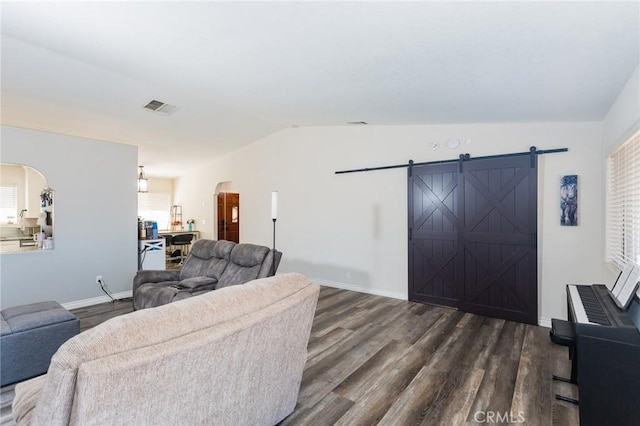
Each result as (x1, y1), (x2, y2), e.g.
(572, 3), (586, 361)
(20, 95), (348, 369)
(271, 191), (278, 251)
(271, 191), (278, 276)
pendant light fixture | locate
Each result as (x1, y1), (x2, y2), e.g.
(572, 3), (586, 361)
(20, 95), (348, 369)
(137, 166), (148, 193)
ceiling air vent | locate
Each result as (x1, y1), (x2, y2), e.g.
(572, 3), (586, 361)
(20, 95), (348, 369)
(346, 121), (367, 125)
(143, 100), (180, 116)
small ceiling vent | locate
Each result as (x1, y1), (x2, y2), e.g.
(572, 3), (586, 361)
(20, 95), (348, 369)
(143, 99), (180, 116)
(346, 121), (367, 125)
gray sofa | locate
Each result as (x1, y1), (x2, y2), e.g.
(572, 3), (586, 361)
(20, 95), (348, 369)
(133, 239), (282, 310)
(13, 273), (320, 426)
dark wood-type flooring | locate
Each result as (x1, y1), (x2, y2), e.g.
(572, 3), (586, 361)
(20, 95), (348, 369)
(1, 287), (579, 425)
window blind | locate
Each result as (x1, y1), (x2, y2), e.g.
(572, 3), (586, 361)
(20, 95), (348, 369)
(0, 185), (18, 224)
(138, 192), (171, 230)
(607, 130), (640, 266)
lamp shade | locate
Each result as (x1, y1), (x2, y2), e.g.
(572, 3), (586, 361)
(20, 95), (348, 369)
(137, 166), (148, 193)
(271, 191), (278, 219)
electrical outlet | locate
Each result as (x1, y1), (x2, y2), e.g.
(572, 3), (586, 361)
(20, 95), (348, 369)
(96, 275), (103, 285)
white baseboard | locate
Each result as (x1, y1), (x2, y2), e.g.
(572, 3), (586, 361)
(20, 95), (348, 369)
(61, 290), (132, 310)
(62, 279), (551, 329)
(308, 277), (406, 301)
(538, 317), (552, 328)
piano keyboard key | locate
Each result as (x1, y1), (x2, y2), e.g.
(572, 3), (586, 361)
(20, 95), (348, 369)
(573, 285), (611, 325)
(568, 285), (592, 324)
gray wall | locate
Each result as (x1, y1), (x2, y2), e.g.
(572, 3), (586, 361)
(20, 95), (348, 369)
(0, 126), (138, 308)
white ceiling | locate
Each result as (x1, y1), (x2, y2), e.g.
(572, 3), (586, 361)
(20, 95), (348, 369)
(2, 1), (639, 178)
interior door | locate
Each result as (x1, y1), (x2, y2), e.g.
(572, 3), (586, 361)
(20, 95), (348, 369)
(217, 192), (240, 243)
(409, 154), (538, 324)
(408, 162), (462, 309)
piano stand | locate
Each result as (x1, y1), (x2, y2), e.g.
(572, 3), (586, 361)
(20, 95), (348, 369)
(554, 394), (579, 405)
(550, 318), (579, 403)
(564, 284), (640, 425)
(552, 374), (574, 384)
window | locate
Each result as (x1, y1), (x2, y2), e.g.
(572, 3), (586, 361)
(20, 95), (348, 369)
(138, 192), (171, 230)
(607, 130), (640, 266)
(0, 185), (17, 224)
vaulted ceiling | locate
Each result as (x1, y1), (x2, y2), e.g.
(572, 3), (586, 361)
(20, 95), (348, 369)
(2, 2), (638, 177)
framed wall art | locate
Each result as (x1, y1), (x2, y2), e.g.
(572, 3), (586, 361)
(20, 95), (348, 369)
(560, 175), (578, 226)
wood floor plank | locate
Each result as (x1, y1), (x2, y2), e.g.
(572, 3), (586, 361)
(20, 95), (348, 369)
(311, 292), (377, 337)
(297, 322), (396, 408)
(377, 314), (486, 425)
(72, 300), (133, 332)
(279, 392), (353, 426)
(306, 327), (353, 360)
(335, 347), (446, 426)
(511, 325), (553, 426)
(458, 317), (505, 370)
(311, 295), (381, 337)
(465, 353), (519, 425)
(333, 311), (465, 425)
(421, 367), (485, 426)
(332, 339), (411, 401)
(423, 313), (485, 372)
(3, 286), (580, 426)
(377, 366), (449, 425)
(337, 301), (404, 332)
(378, 307), (444, 345)
(303, 304), (406, 371)
(552, 401), (580, 426)
(313, 289), (368, 316)
(491, 319), (527, 362)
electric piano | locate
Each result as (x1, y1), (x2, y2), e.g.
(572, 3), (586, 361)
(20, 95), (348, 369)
(566, 283), (640, 426)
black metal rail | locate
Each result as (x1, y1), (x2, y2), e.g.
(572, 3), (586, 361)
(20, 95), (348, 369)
(335, 146), (568, 174)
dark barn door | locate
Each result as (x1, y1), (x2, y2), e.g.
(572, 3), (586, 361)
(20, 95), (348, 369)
(409, 154), (538, 324)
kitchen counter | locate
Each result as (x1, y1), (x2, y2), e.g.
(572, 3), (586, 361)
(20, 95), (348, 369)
(158, 230), (200, 239)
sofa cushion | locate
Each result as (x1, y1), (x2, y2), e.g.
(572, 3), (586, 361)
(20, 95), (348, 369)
(12, 374), (47, 425)
(204, 240), (235, 280)
(215, 244), (270, 289)
(179, 240), (219, 280)
(179, 276), (217, 289)
(135, 282), (181, 309)
(0, 317), (10, 336)
(189, 239), (218, 259)
(135, 277), (220, 309)
(2, 301), (77, 335)
(213, 240), (236, 258)
(229, 243), (270, 267)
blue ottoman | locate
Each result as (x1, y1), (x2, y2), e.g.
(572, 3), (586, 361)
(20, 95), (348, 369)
(1, 301), (80, 387)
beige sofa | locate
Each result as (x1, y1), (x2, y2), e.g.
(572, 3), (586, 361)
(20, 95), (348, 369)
(12, 273), (319, 426)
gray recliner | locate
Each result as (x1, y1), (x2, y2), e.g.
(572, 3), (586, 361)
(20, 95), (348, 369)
(133, 239), (282, 310)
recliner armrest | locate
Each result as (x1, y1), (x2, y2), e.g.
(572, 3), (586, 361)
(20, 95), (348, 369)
(133, 270), (181, 293)
(178, 276), (217, 289)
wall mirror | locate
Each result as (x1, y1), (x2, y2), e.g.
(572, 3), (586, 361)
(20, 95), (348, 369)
(0, 163), (54, 253)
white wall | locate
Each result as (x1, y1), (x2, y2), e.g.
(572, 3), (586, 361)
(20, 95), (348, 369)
(603, 65), (640, 155)
(601, 65), (640, 284)
(0, 126), (138, 308)
(174, 122), (604, 324)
